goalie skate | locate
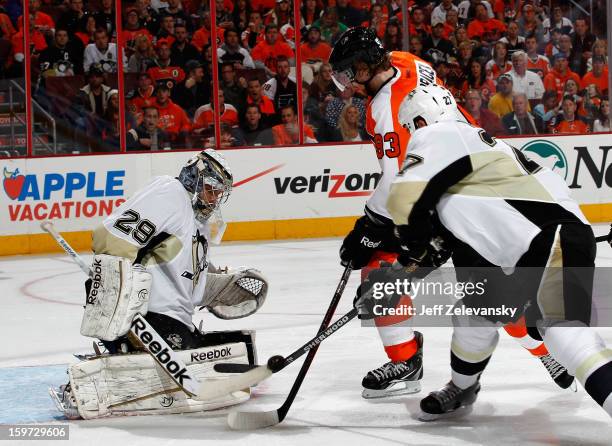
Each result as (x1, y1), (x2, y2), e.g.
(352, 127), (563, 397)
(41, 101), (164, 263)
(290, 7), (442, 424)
(49, 384), (80, 420)
(361, 331), (423, 399)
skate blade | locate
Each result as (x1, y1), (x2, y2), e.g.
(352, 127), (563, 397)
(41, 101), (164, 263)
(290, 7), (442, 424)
(362, 380), (421, 399)
(418, 403), (474, 422)
(48, 387), (80, 420)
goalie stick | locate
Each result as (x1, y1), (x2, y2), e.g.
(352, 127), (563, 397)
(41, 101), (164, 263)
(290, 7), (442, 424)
(40, 220), (204, 399)
(198, 266), (354, 429)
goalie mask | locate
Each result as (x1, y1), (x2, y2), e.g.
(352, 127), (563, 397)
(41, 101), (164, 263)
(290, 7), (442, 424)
(178, 149), (233, 223)
(398, 85), (460, 134)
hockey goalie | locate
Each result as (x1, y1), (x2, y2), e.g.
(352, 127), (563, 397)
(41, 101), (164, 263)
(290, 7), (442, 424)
(50, 149), (268, 420)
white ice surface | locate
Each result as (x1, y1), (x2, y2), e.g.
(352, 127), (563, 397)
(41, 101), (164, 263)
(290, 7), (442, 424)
(1, 226), (612, 445)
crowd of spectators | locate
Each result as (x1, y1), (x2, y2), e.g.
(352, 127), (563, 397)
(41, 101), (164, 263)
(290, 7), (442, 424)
(0, 0), (610, 153)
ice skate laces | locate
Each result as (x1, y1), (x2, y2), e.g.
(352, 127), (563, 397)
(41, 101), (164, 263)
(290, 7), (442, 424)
(539, 354), (565, 379)
(435, 382), (464, 405)
(371, 360), (411, 380)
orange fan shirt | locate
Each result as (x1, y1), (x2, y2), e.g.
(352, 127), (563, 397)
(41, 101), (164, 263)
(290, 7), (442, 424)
(250, 40), (294, 73)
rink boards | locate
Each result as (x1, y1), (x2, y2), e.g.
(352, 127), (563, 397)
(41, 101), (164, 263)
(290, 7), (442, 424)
(1, 133), (612, 255)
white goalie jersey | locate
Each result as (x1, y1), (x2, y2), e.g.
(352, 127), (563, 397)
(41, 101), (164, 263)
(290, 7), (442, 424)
(93, 175), (211, 327)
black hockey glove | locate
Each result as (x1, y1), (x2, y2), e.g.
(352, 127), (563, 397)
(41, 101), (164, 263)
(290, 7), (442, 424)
(340, 214), (397, 269)
(395, 226), (452, 279)
(354, 262), (408, 320)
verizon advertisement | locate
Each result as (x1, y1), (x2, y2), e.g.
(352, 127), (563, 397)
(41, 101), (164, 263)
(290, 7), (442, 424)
(1, 134), (612, 238)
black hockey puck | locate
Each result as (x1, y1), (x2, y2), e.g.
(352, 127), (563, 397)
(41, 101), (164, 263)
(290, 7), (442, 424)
(267, 355), (285, 372)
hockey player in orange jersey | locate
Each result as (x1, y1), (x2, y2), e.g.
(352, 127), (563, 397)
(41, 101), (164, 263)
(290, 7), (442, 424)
(329, 27), (574, 399)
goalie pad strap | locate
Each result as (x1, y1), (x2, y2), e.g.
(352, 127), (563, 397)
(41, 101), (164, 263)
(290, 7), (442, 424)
(81, 254), (152, 341)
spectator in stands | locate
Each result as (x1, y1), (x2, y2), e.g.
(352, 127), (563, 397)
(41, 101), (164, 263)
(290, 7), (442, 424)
(362, 3), (387, 39)
(525, 34), (550, 79)
(266, 0), (292, 28)
(193, 89), (239, 133)
(75, 14), (98, 46)
(247, 77), (276, 125)
(123, 8), (153, 55)
(533, 90), (561, 133)
(56, 0), (86, 39)
(173, 59), (209, 118)
(308, 62), (336, 110)
(455, 40), (474, 72)
(127, 106), (171, 150)
(27, 0), (54, 39)
(464, 88), (504, 135)
(554, 94), (589, 134)
(486, 41), (512, 81)
(409, 35), (424, 59)
(220, 62), (247, 116)
(580, 83), (602, 123)
(241, 104), (274, 146)
(218, 122), (247, 148)
(501, 92), (543, 135)
(423, 21), (455, 63)
(462, 58), (496, 103)
(555, 34), (573, 60)
(517, 3), (544, 44)
(335, 0), (363, 28)
(192, 12), (212, 51)
(218, 28), (256, 69)
(127, 72), (157, 125)
(301, 25), (332, 67)
(241, 10), (265, 50)
(157, 14), (176, 44)
(382, 19), (403, 52)
(302, 82), (325, 140)
(570, 18), (596, 76)
(38, 27), (84, 77)
(313, 7), (348, 45)
(328, 104), (367, 142)
(542, 6), (573, 43)
(587, 40), (608, 72)
(147, 38), (185, 87)
(508, 50), (544, 100)
(127, 34), (155, 73)
(84, 27), (121, 73)
(458, 0), (494, 25)
(272, 104), (317, 144)
(251, 23), (294, 77)
(94, 0), (115, 37)
(232, 0), (251, 33)
(154, 81), (191, 145)
(442, 10), (459, 40)
(100, 89), (121, 152)
(301, 0), (321, 27)
(279, 24), (296, 50)
(75, 64), (111, 120)
(137, 0), (160, 36)
(409, 7), (430, 40)
(324, 83), (366, 135)
(161, 0), (190, 31)
(263, 55), (297, 113)
(467, 3), (506, 44)
(488, 73), (514, 117)
(498, 21), (525, 57)
(581, 55), (608, 93)
(592, 98), (610, 132)
(168, 24), (199, 71)
(431, 0), (458, 27)
(544, 53), (581, 101)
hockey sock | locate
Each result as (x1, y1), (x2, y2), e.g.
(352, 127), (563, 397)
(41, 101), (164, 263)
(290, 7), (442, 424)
(375, 295), (417, 362)
(543, 324), (612, 416)
(451, 325), (499, 389)
(503, 316), (549, 357)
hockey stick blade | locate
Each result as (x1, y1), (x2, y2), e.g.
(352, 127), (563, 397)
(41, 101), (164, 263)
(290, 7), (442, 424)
(196, 365), (273, 400)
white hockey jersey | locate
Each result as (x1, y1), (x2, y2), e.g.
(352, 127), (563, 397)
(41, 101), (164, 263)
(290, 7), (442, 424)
(387, 121), (588, 267)
(92, 176), (210, 327)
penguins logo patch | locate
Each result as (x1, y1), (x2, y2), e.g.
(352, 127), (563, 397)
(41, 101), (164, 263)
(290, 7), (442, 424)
(399, 154), (424, 175)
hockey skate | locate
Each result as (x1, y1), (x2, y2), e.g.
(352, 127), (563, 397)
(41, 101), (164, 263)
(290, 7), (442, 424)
(362, 331), (423, 399)
(419, 379), (481, 421)
(539, 354), (575, 389)
(49, 383), (80, 420)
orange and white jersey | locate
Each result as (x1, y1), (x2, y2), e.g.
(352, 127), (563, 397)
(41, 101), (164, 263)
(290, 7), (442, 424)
(364, 51), (443, 220)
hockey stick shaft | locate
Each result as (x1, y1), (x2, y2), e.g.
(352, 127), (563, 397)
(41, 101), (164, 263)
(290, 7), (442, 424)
(40, 221), (92, 277)
(40, 220), (200, 398)
(596, 234), (607, 243)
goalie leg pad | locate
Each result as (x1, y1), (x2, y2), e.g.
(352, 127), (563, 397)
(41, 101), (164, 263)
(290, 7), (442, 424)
(65, 334), (256, 419)
(203, 268), (268, 319)
(81, 254), (152, 341)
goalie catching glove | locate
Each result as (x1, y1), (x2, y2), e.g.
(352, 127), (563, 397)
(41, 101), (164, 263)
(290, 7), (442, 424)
(202, 267), (268, 319)
(81, 254), (152, 341)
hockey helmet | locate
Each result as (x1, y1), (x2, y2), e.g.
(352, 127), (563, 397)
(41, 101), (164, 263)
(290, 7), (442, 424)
(178, 149), (233, 222)
(398, 85), (460, 134)
(329, 27), (386, 91)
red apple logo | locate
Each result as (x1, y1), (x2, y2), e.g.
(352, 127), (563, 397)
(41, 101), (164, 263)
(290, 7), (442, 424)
(3, 167), (25, 200)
